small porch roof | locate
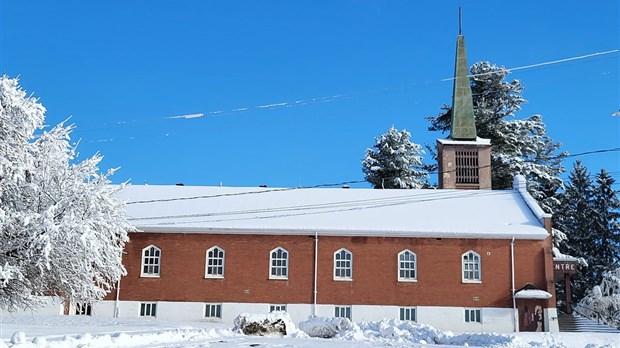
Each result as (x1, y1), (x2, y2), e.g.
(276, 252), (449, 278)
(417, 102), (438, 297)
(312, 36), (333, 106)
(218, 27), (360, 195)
(514, 283), (552, 300)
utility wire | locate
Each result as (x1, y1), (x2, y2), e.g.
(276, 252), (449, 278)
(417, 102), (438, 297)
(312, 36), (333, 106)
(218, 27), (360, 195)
(127, 188), (516, 224)
(128, 189), (476, 221)
(67, 48), (618, 139)
(126, 146), (620, 206)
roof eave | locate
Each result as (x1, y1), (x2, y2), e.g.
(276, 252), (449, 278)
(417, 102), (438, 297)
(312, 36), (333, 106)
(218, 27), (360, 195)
(130, 225), (549, 240)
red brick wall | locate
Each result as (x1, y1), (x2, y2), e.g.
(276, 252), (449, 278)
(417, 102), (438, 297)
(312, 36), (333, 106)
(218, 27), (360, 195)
(109, 232), (551, 309)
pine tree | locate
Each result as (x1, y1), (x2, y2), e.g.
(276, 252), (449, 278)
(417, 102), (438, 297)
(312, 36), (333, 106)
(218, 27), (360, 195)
(554, 161), (597, 302)
(590, 169), (620, 283)
(427, 61), (566, 212)
(362, 126), (428, 189)
(0, 76), (132, 311)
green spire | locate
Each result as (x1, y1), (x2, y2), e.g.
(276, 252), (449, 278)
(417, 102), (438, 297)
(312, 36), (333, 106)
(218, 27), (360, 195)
(450, 34), (477, 140)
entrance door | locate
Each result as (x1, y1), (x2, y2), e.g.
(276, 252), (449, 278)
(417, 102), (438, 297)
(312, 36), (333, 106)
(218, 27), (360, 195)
(517, 300), (544, 332)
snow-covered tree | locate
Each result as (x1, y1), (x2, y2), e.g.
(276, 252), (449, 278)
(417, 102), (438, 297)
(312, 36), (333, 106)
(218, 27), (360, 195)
(554, 161), (598, 302)
(578, 267), (620, 329)
(427, 61), (566, 212)
(0, 76), (132, 311)
(590, 169), (620, 282)
(362, 126), (428, 189)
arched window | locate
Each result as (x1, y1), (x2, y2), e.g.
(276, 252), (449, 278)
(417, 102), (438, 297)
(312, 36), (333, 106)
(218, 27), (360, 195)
(270, 247), (288, 280)
(141, 245), (161, 277)
(398, 249), (417, 281)
(462, 250), (481, 282)
(206, 246), (225, 278)
(334, 248), (352, 280)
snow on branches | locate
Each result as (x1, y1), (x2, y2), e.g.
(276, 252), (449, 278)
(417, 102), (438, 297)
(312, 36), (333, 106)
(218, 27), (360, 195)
(362, 126), (428, 189)
(0, 76), (132, 311)
(578, 268), (620, 329)
(427, 61), (566, 213)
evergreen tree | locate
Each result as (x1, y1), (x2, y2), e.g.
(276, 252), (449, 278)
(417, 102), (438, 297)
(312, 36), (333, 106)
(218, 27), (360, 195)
(554, 161), (597, 302)
(427, 61), (566, 212)
(362, 126), (428, 189)
(590, 169), (620, 282)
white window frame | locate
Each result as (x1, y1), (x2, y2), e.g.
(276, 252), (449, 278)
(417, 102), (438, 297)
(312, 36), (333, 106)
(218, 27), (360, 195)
(398, 249), (417, 282)
(141, 245), (161, 277)
(205, 303), (222, 318)
(462, 250), (481, 283)
(465, 308), (481, 323)
(399, 307), (416, 322)
(140, 302), (157, 317)
(335, 305), (352, 320)
(269, 247), (289, 280)
(205, 246), (225, 279)
(269, 304), (287, 312)
(333, 248), (352, 281)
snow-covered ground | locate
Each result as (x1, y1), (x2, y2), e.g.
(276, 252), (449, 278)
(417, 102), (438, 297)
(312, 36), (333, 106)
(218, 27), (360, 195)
(0, 315), (618, 348)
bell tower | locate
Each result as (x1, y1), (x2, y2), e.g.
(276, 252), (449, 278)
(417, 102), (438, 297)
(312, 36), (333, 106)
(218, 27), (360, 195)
(437, 9), (492, 190)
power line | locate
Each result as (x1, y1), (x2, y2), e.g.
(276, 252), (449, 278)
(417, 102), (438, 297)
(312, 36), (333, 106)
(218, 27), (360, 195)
(125, 146), (620, 206)
(172, 50), (618, 121)
(127, 180), (367, 205)
(69, 48), (618, 141)
(127, 188), (516, 225)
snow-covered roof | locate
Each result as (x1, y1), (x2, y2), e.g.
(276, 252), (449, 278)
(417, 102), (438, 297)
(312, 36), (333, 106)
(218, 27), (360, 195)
(514, 289), (553, 300)
(118, 185), (550, 240)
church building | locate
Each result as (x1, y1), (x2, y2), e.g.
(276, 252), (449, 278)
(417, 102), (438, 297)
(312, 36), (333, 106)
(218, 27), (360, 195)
(28, 28), (558, 332)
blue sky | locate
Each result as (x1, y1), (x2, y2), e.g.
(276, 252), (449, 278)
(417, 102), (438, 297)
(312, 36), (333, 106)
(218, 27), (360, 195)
(1, 1), (618, 188)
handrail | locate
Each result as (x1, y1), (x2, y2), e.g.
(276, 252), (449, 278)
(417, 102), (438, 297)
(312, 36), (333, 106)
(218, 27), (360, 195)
(573, 303), (620, 329)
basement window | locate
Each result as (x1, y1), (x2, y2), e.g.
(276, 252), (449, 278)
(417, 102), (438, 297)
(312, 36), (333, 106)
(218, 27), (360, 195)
(205, 303), (222, 318)
(140, 303), (157, 317)
(465, 308), (481, 323)
(399, 307), (416, 322)
(335, 306), (352, 320)
(75, 303), (92, 316)
(269, 304), (287, 313)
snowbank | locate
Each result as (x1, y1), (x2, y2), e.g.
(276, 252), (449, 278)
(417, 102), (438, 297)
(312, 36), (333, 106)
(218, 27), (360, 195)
(298, 316), (355, 338)
(299, 317), (526, 347)
(1, 314), (618, 347)
(345, 319), (525, 347)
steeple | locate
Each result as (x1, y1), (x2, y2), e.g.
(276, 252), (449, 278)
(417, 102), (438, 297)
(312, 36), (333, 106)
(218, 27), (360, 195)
(436, 8), (492, 190)
(450, 8), (477, 140)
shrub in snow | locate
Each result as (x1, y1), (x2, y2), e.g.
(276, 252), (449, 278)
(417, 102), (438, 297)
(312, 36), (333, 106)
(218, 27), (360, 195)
(298, 316), (356, 338)
(233, 312), (296, 336)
